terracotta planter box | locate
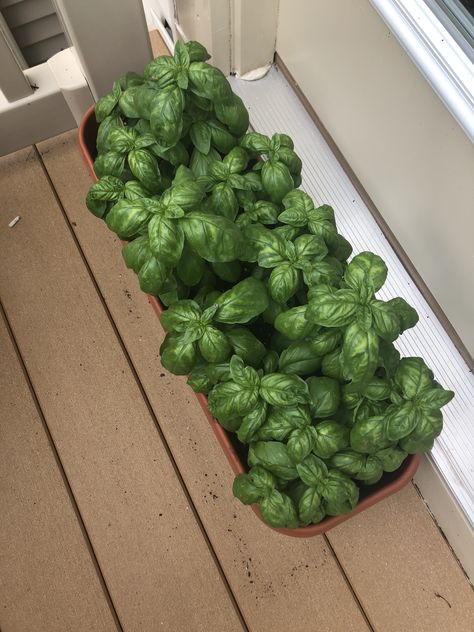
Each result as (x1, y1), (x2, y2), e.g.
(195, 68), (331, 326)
(78, 105), (421, 536)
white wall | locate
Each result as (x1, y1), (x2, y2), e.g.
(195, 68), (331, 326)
(276, 0), (474, 358)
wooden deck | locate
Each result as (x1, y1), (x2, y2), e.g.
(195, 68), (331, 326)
(1, 33), (473, 632)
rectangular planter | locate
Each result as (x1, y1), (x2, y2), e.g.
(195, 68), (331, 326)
(78, 105), (421, 536)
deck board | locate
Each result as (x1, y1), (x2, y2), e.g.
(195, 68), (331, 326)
(0, 147), (245, 632)
(0, 314), (119, 632)
(327, 484), (474, 632)
(37, 132), (373, 632)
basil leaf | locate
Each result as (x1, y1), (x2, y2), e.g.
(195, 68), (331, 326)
(106, 198), (151, 237)
(306, 377), (341, 418)
(342, 322), (379, 386)
(93, 152), (126, 178)
(226, 327), (266, 367)
(370, 300), (401, 342)
(278, 342), (322, 376)
(214, 277), (269, 324)
(122, 235), (151, 273)
(350, 416), (391, 454)
(160, 299), (201, 332)
(208, 380), (259, 420)
(150, 85), (184, 147)
(345, 251), (388, 294)
(214, 94), (249, 136)
(313, 421), (350, 459)
(128, 149), (161, 191)
(182, 212), (241, 262)
(296, 454), (328, 487)
(190, 121), (212, 154)
(137, 255), (169, 295)
(248, 442), (298, 481)
(268, 264), (299, 303)
(95, 80), (121, 122)
(198, 327), (232, 363)
(261, 161), (294, 203)
(306, 286), (360, 328)
(287, 427), (317, 464)
(259, 490), (299, 528)
(237, 400), (268, 443)
(189, 62), (232, 101)
(298, 487), (324, 525)
(160, 332), (197, 375)
(259, 373), (309, 406)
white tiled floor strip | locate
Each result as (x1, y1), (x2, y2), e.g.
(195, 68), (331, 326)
(230, 67), (474, 528)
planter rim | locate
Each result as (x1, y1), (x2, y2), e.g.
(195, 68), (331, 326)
(78, 105), (421, 537)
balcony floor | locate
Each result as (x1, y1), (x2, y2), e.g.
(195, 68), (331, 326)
(0, 32), (473, 632)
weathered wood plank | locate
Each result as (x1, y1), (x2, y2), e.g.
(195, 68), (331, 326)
(37, 132), (373, 632)
(0, 146), (245, 632)
(0, 314), (119, 632)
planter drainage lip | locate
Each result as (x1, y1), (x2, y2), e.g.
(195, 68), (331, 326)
(78, 105), (421, 537)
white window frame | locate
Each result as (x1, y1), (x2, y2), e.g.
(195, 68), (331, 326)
(369, 0), (474, 142)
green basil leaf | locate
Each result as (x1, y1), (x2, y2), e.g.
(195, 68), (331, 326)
(208, 119), (237, 154)
(189, 62), (232, 101)
(296, 454), (328, 487)
(186, 41), (211, 62)
(138, 255), (169, 295)
(229, 355), (260, 388)
(298, 486), (324, 525)
(93, 152), (126, 178)
(95, 80), (121, 122)
(232, 473), (262, 505)
(160, 299), (201, 332)
(198, 326), (232, 363)
(278, 342), (322, 376)
(274, 306), (315, 341)
(374, 446), (408, 472)
(160, 332), (197, 375)
(237, 400), (268, 443)
(370, 300), (401, 342)
(259, 373), (309, 406)
(182, 211), (241, 262)
(385, 297), (419, 332)
(268, 264), (299, 303)
(176, 244), (206, 286)
(190, 121), (211, 154)
(144, 55), (177, 87)
(119, 86), (141, 118)
(306, 286), (360, 328)
(214, 277), (269, 324)
(122, 235), (151, 273)
(248, 442), (299, 481)
(226, 327), (266, 367)
(208, 380), (259, 420)
(128, 148), (161, 191)
(106, 198), (151, 237)
(313, 421), (350, 459)
(342, 322), (379, 386)
(417, 386), (454, 410)
(306, 377), (341, 418)
(321, 347), (345, 381)
(345, 251), (388, 294)
(209, 183), (238, 220)
(350, 416), (391, 454)
(214, 94), (249, 136)
(399, 410), (443, 453)
(148, 214), (184, 265)
(287, 427), (317, 464)
(150, 85), (184, 147)
(385, 401), (420, 441)
(307, 329), (341, 356)
(354, 455), (384, 483)
(330, 450), (365, 477)
(259, 490), (299, 528)
(96, 114), (123, 154)
(394, 357), (433, 400)
(261, 161), (294, 203)
(320, 470), (359, 516)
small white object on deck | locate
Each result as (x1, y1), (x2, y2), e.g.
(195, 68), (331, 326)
(8, 215), (21, 228)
